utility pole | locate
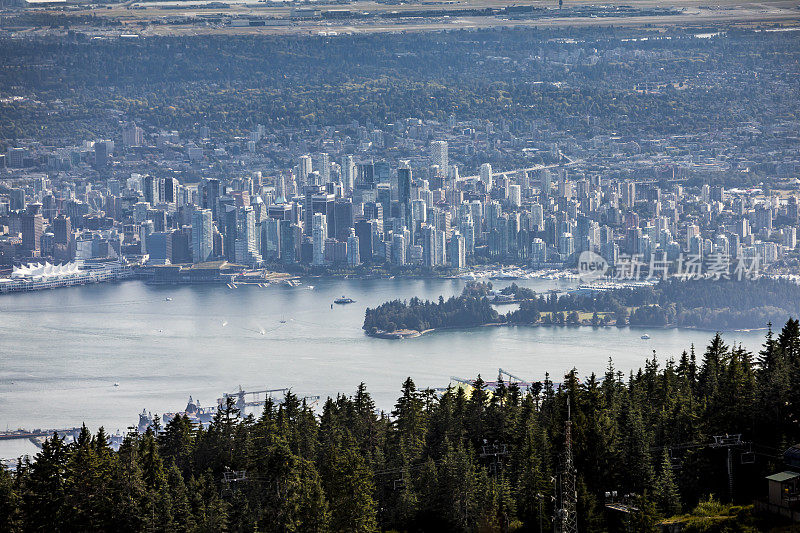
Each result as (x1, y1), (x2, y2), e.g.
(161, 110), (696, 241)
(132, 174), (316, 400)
(555, 397), (578, 533)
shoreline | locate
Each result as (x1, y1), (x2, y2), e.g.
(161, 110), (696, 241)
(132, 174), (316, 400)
(365, 321), (771, 339)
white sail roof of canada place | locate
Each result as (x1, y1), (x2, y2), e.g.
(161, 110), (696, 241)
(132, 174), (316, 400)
(11, 262), (81, 279)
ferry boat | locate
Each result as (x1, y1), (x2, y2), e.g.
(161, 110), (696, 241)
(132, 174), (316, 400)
(334, 296), (356, 304)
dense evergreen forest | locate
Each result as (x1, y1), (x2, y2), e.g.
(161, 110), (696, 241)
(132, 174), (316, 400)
(363, 279), (800, 333)
(363, 291), (501, 334)
(2, 321), (799, 531)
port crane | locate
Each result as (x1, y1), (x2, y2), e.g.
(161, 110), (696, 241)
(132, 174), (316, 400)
(498, 368), (531, 386)
(219, 386), (321, 413)
(450, 369), (537, 392)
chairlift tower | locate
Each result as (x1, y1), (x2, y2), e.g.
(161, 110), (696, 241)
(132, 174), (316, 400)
(555, 398), (578, 533)
(711, 434), (745, 502)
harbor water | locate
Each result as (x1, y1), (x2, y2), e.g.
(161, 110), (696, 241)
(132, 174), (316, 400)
(0, 278), (767, 458)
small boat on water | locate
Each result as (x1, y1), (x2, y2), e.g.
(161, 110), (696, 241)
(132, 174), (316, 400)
(334, 296), (356, 305)
(113, 382), (120, 387)
(165, 297), (172, 301)
(641, 334), (650, 340)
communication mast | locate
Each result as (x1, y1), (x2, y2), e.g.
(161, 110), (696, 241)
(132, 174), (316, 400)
(555, 397), (578, 533)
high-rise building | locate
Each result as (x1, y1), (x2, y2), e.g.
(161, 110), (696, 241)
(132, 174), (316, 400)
(234, 206), (262, 266)
(354, 220), (374, 264)
(202, 178), (221, 220)
(301, 185), (322, 234)
(531, 238), (547, 264)
(320, 152), (331, 183)
(122, 123), (144, 148)
(686, 223), (700, 249)
(161, 177), (178, 204)
(448, 232), (465, 270)
(7, 147), (25, 168)
(261, 218), (281, 261)
(53, 215), (71, 245)
(139, 220), (154, 254)
(377, 184), (392, 224)
(559, 232), (575, 258)
(297, 155), (313, 185)
(94, 140), (112, 169)
(143, 175), (158, 205)
(192, 209), (213, 263)
(540, 169), (552, 196)
(508, 184), (522, 207)
(275, 174), (287, 202)
(397, 167), (412, 207)
(479, 163), (493, 192)
(303, 190), (334, 237)
(312, 212), (327, 266)
(341, 155), (355, 191)
(701, 184), (711, 203)
(356, 162), (375, 190)
(754, 206), (773, 233)
(279, 220), (299, 263)
(784, 227), (797, 249)
(459, 214), (475, 256)
(21, 203), (44, 256)
(268, 204), (293, 222)
(347, 229), (360, 266)
(146, 232), (173, 264)
(333, 198), (354, 241)
(531, 202), (544, 232)
(392, 233), (406, 266)
(430, 140), (448, 174)
(171, 229), (191, 264)
(622, 182), (636, 208)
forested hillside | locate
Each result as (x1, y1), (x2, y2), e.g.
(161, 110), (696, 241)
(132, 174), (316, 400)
(2, 321), (799, 531)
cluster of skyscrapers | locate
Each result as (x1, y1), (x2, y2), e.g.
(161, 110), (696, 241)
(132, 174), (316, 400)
(2, 136), (799, 278)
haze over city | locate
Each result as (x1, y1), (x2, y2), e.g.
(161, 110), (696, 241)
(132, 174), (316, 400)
(1, 1), (800, 531)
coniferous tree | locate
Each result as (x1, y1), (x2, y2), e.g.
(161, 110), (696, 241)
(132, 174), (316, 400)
(23, 433), (68, 530)
(166, 463), (195, 533)
(0, 456), (22, 532)
(654, 448), (681, 517)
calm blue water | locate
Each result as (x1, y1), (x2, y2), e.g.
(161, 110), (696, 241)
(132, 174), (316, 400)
(0, 278), (768, 458)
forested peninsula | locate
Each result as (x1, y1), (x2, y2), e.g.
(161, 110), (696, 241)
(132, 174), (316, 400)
(362, 279), (800, 337)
